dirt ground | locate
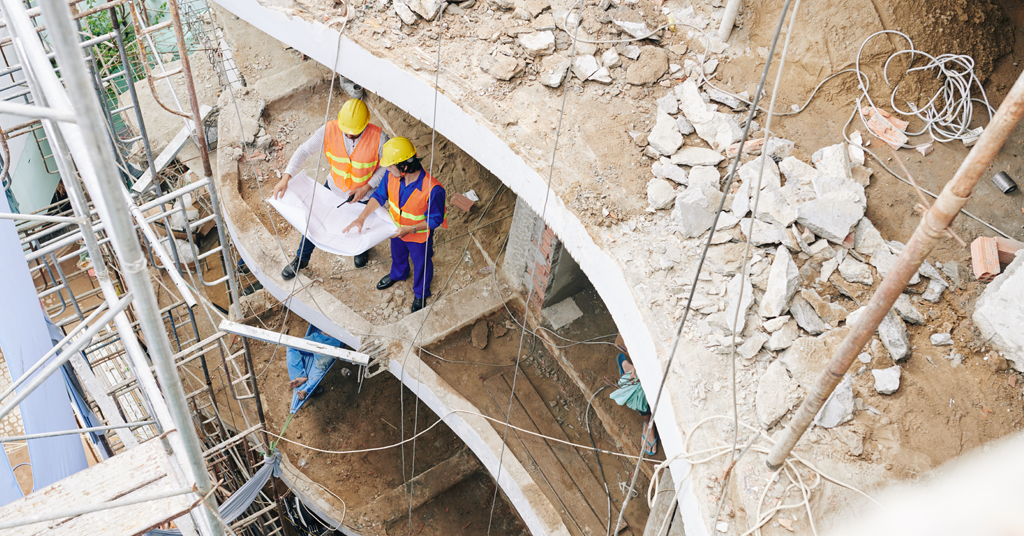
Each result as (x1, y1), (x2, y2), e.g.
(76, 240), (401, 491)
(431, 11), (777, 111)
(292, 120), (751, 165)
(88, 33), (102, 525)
(423, 298), (653, 535)
(383, 470), (528, 536)
(235, 81), (515, 323)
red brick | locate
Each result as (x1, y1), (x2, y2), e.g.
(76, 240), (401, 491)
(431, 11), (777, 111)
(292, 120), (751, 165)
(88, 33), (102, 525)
(450, 193), (475, 212)
(971, 237), (1000, 282)
(994, 237), (1024, 265)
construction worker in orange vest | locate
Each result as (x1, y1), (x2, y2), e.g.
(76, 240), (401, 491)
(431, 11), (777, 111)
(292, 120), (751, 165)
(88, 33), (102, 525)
(343, 137), (447, 313)
(272, 98), (389, 280)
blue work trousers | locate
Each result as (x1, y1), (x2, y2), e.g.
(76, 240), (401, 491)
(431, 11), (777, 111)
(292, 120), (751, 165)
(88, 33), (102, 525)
(389, 235), (434, 299)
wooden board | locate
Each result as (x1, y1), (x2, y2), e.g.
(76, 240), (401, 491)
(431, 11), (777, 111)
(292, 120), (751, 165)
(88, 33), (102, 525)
(485, 370), (632, 536)
(0, 438), (194, 535)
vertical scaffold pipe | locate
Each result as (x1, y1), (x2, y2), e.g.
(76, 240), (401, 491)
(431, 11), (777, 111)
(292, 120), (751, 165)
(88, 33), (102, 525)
(766, 69), (1024, 470)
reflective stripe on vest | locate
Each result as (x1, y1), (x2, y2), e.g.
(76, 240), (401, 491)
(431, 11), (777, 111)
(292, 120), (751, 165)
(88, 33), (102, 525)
(323, 122), (381, 192)
(386, 170), (448, 243)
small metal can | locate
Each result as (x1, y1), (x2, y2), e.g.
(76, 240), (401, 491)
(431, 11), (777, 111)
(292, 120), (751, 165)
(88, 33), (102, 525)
(992, 171), (1018, 194)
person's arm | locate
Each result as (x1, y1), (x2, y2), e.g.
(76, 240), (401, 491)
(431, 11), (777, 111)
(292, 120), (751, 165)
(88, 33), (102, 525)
(425, 186), (446, 230)
(273, 125), (326, 198)
(344, 173), (390, 234)
(350, 131), (391, 201)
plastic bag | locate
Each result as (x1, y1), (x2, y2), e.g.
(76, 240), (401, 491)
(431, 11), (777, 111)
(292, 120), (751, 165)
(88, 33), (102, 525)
(609, 372), (649, 413)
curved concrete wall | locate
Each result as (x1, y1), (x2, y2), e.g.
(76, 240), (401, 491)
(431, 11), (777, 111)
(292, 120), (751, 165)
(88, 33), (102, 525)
(210, 0), (706, 533)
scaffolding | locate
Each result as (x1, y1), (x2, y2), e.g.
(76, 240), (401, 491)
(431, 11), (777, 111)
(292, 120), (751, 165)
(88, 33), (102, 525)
(0, 0), (287, 533)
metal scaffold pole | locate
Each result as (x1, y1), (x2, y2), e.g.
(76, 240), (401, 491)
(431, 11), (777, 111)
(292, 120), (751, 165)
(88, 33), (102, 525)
(16, 0), (225, 532)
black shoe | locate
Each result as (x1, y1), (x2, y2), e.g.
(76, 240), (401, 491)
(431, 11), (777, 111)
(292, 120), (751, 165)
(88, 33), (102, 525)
(411, 298), (425, 313)
(240, 281), (264, 296)
(281, 257), (308, 280)
(354, 251), (369, 268)
(377, 272), (407, 290)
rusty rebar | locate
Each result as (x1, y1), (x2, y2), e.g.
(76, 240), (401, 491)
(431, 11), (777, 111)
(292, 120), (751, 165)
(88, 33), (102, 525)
(766, 69), (1024, 470)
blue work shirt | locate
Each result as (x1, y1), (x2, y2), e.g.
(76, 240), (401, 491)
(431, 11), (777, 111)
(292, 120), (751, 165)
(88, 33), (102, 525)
(371, 170), (447, 230)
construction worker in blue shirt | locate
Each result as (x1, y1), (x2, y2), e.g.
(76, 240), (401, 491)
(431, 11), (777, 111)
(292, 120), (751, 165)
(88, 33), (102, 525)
(344, 137), (447, 313)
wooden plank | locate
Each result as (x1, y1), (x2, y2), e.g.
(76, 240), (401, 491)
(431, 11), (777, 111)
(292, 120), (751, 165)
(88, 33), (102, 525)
(0, 438), (194, 535)
(485, 373), (606, 536)
(131, 105), (213, 193)
(495, 371), (633, 536)
(218, 319), (369, 365)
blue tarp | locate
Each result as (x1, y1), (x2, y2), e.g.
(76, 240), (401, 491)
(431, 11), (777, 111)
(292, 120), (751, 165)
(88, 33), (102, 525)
(287, 325), (344, 414)
(0, 191), (88, 495)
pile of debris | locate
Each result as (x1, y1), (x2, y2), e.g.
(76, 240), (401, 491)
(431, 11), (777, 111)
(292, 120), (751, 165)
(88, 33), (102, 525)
(629, 77), (1013, 431)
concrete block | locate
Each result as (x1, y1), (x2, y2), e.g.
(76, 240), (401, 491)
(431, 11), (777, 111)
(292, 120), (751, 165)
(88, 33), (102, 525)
(974, 254), (1024, 371)
(759, 246), (800, 318)
(648, 110), (683, 156)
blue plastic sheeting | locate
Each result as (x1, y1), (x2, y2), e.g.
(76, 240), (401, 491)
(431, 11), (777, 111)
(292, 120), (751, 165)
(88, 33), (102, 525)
(0, 192), (88, 491)
(145, 454), (282, 535)
(287, 325), (344, 413)
(0, 445), (21, 507)
(42, 315), (108, 458)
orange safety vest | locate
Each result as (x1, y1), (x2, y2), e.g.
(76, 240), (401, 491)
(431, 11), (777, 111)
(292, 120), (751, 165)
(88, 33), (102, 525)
(386, 171), (448, 243)
(323, 122), (382, 192)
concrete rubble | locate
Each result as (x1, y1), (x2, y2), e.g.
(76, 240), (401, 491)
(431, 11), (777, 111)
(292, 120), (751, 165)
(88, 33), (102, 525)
(974, 255), (1024, 371)
(872, 366), (901, 395)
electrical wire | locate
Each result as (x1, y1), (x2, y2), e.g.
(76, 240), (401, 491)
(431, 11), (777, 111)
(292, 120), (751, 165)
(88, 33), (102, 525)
(611, 2), (795, 533)
(584, 385), (613, 536)
(265, 407), (642, 459)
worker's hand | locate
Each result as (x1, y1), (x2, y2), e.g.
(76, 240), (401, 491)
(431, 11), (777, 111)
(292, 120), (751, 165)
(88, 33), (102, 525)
(272, 173), (292, 199)
(350, 183), (373, 202)
(343, 217), (365, 234)
(392, 226), (415, 239)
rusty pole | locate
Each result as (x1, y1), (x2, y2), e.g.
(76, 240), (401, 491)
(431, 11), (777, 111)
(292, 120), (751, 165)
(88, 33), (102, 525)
(766, 69), (1024, 470)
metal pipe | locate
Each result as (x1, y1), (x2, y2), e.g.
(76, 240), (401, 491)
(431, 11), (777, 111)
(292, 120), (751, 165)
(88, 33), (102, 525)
(0, 212), (82, 223)
(0, 420), (155, 442)
(0, 100), (76, 121)
(0, 294), (130, 423)
(766, 69), (1024, 470)
(110, 8), (157, 182)
(34, 0), (221, 532)
(241, 337), (270, 452)
(165, 0), (242, 319)
(718, 0), (742, 41)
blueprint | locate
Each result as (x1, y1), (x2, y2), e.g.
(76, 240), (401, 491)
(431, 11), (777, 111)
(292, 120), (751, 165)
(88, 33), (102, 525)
(267, 171), (397, 256)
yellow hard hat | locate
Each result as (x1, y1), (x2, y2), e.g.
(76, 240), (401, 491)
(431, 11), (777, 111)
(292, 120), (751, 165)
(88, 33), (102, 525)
(337, 99), (370, 135)
(380, 137), (417, 167)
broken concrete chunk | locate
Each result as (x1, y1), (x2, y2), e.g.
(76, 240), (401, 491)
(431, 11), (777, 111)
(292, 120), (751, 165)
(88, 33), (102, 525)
(759, 246), (800, 318)
(921, 278), (947, 303)
(706, 87), (741, 110)
(763, 315), (791, 333)
(789, 294), (826, 335)
(601, 47), (620, 68)
(812, 175), (867, 209)
(622, 45), (641, 60)
(406, 0), (443, 19)
(539, 54), (571, 87)
(820, 258), (839, 283)
(693, 112), (743, 152)
(611, 9), (652, 39)
(739, 156), (782, 191)
(778, 156), (821, 186)
(739, 218), (785, 246)
(676, 79), (714, 124)
(647, 110), (683, 156)
(471, 319), (489, 349)
(893, 294), (924, 325)
(930, 333), (953, 346)
(754, 187), (797, 228)
(764, 138), (795, 162)
(878, 310), (910, 362)
(869, 246), (898, 279)
(766, 319), (799, 351)
(688, 166), (720, 187)
(670, 147), (724, 167)
(676, 116), (695, 135)
(655, 93), (678, 115)
(839, 257), (873, 285)
(518, 31), (555, 56)
(797, 198), (864, 243)
(480, 54), (522, 81)
(652, 159), (688, 185)
(853, 218), (886, 256)
(672, 184), (723, 238)
(725, 273), (754, 334)
(731, 179), (751, 218)
(647, 178), (676, 210)
(872, 366), (900, 395)
(738, 332), (769, 360)
(780, 329), (848, 387)
(571, 55), (601, 81)
(756, 360), (801, 427)
(394, 1), (419, 24)
(814, 374), (854, 428)
(800, 288), (848, 327)
(625, 46), (668, 86)
(703, 58), (719, 75)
